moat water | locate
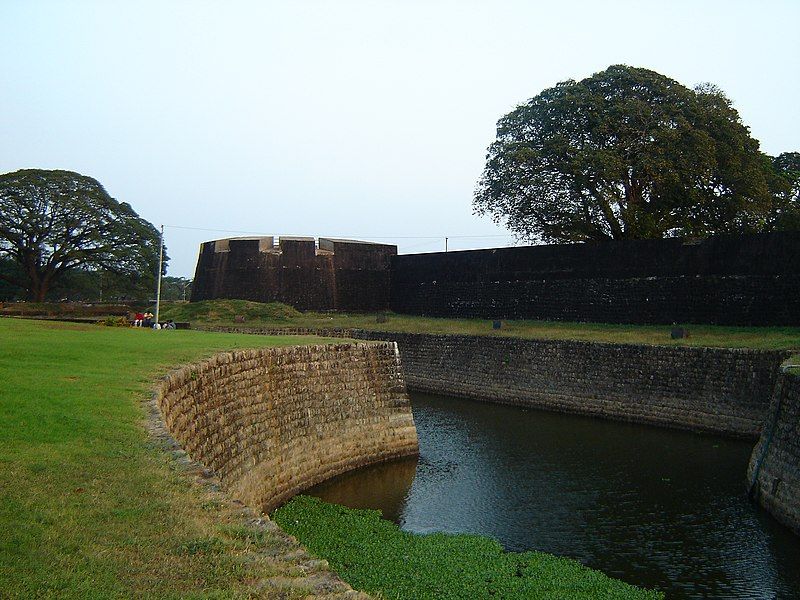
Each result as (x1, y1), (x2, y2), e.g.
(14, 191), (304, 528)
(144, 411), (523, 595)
(307, 392), (800, 599)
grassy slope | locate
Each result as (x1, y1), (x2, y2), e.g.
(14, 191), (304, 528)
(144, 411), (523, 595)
(160, 300), (800, 351)
(0, 319), (333, 599)
(274, 496), (663, 600)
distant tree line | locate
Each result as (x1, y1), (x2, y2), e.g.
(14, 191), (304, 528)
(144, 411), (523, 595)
(0, 169), (181, 303)
(0, 258), (191, 303)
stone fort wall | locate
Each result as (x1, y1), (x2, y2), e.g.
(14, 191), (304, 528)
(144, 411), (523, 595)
(204, 327), (789, 439)
(343, 332), (790, 438)
(389, 232), (800, 326)
(191, 236), (396, 312)
(191, 232), (800, 325)
(748, 370), (800, 535)
(154, 342), (418, 512)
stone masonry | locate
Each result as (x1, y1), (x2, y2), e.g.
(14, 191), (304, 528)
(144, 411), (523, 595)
(154, 342), (419, 513)
(390, 232), (800, 326)
(190, 236), (397, 312)
(351, 332), (789, 438)
(190, 232), (800, 325)
(205, 327), (789, 438)
(748, 371), (800, 535)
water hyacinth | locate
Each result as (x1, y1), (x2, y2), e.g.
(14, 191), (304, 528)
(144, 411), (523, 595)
(274, 496), (663, 600)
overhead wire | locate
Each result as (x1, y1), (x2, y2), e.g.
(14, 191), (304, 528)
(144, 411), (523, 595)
(163, 224), (519, 245)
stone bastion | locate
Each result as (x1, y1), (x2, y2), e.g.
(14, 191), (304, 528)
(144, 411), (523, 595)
(191, 236), (397, 312)
(154, 341), (418, 512)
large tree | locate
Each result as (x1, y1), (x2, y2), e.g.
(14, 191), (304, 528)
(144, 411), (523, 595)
(0, 169), (165, 301)
(769, 152), (800, 231)
(474, 65), (786, 243)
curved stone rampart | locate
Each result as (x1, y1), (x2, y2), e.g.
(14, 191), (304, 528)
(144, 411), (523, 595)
(190, 236), (396, 312)
(155, 342), (418, 512)
(748, 370), (800, 535)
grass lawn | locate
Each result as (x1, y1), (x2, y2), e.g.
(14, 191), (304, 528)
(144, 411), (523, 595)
(0, 318), (337, 599)
(0, 317), (746, 599)
(274, 496), (663, 600)
(160, 299), (800, 351)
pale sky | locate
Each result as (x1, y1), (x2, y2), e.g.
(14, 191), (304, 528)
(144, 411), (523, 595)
(3, 0), (798, 277)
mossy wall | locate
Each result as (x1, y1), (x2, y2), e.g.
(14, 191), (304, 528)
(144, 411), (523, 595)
(154, 342), (419, 512)
(748, 371), (800, 535)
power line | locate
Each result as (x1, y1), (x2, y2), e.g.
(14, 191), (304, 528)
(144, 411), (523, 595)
(163, 223), (516, 241)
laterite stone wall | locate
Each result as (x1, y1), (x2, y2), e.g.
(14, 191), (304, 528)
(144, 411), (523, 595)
(390, 232), (800, 325)
(346, 332), (786, 438)
(155, 342), (419, 512)
(748, 371), (800, 535)
(202, 328), (789, 438)
(191, 236), (396, 312)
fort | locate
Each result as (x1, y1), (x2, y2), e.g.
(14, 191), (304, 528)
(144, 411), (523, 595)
(187, 231), (800, 538)
(191, 236), (396, 312)
(192, 231), (800, 326)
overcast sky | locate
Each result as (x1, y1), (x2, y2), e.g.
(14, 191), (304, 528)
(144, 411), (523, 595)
(3, 0), (799, 277)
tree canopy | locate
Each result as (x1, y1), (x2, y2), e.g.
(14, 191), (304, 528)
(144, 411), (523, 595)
(0, 169), (166, 301)
(769, 152), (800, 231)
(474, 65), (794, 243)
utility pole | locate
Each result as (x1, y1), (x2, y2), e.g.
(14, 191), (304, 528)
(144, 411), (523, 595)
(154, 225), (164, 326)
(445, 237), (448, 252)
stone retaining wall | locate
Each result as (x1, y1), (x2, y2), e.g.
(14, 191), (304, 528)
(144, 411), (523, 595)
(748, 371), (800, 535)
(354, 333), (787, 438)
(155, 342), (418, 512)
(204, 327), (788, 438)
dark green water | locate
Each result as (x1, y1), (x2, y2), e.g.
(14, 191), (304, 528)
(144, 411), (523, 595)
(308, 392), (800, 599)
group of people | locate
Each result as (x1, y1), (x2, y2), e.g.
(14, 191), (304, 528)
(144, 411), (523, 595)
(133, 311), (176, 330)
(133, 311), (154, 327)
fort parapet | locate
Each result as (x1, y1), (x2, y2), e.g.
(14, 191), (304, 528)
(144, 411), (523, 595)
(191, 236), (396, 312)
(748, 370), (800, 535)
(390, 232), (800, 325)
(191, 232), (800, 325)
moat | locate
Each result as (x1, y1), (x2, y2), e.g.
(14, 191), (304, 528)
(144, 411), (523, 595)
(307, 392), (800, 600)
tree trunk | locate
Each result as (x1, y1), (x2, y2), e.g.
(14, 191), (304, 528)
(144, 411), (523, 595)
(30, 282), (48, 302)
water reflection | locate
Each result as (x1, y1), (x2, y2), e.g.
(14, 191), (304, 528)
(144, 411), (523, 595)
(308, 456), (418, 522)
(307, 392), (800, 599)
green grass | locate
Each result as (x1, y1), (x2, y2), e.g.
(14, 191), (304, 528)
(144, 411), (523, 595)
(784, 355), (800, 375)
(160, 299), (302, 323)
(0, 318), (338, 598)
(159, 300), (800, 351)
(273, 496), (663, 600)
